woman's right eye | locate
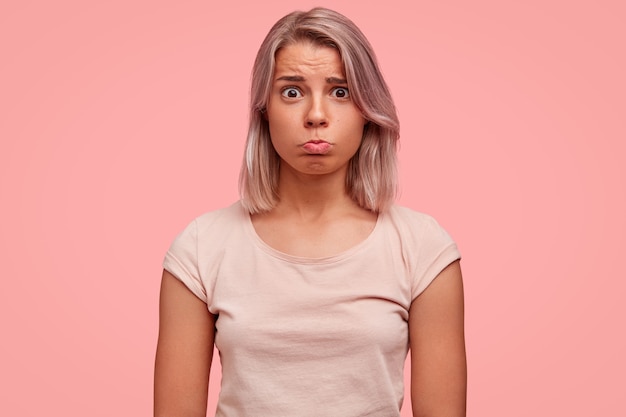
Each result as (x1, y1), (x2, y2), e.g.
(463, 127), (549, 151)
(281, 87), (302, 98)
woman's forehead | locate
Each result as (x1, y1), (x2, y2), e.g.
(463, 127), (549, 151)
(273, 42), (345, 79)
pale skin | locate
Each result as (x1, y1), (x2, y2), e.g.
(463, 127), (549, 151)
(154, 41), (466, 417)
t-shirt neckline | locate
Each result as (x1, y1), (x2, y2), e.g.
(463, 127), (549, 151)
(239, 202), (385, 265)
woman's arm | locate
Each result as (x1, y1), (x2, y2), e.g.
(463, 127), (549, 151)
(409, 260), (467, 417)
(154, 270), (216, 417)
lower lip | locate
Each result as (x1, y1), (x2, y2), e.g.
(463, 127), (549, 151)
(302, 142), (331, 155)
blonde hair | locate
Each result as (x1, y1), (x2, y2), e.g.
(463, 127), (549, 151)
(239, 7), (400, 213)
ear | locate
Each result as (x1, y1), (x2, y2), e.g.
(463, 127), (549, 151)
(260, 108), (268, 121)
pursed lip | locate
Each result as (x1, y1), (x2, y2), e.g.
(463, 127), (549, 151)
(303, 138), (329, 144)
(301, 139), (332, 155)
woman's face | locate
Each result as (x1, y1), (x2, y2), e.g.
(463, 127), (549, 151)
(266, 41), (366, 179)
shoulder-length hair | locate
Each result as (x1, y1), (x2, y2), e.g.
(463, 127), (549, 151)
(239, 7), (400, 213)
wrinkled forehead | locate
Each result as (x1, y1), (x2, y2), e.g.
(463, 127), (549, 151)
(276, 36), (339, 58)
(273, 39), (345, 77)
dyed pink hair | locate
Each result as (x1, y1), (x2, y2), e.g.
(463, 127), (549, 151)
(239, 7), (400, 213)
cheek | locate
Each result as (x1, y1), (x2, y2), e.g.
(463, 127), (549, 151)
(345, 114), (367, 140)
(266, 111), (284, 138)
(268, 106), (298, 129)
(267, 113), (299, 153)
(268, 115), (292, 143)
(342, 106), (367, 129)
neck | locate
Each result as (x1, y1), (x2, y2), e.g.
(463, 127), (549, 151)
(274, 165), (356, 217)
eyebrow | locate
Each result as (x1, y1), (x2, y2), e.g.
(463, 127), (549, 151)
(275, 75), (348, 84)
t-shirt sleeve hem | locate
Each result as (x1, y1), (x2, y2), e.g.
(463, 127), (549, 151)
(411, 243), (461, 301)
(163, 251), (208, 303)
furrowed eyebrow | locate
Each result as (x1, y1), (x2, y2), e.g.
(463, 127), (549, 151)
(326, 77), (347, 85)
(274, 75), (348, 84)
(276, 75), (305, 82)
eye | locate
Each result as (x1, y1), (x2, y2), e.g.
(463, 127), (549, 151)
(281, 87), (302, 98)
(331, 87), (349, 99)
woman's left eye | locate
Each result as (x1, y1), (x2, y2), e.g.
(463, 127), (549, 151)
(331, 87), (350, 98)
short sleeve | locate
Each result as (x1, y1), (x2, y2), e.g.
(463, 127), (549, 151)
(410, 216), (461, 300)
(163, 219), (208, 303)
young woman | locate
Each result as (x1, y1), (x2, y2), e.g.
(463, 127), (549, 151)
(155, 8), (466, 417)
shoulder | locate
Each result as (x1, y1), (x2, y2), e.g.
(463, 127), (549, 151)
(387, 205), (438, 223)
(386, 205), (451, 238)
(385, 205), (461, 299)
(192, 201), (246, 233)
(384, 205), (460, 258)
(168, 201), (247, 250)
(163, 201), (248, 300)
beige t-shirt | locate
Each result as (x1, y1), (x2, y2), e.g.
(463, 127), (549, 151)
(163, 201), (460, 417)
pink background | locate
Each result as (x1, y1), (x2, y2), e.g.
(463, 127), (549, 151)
(1, 0), (624, 415)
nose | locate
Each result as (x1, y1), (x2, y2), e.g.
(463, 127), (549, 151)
(305, 96), (328, 128)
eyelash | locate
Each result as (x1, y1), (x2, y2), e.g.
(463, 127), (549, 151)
(281, 87), (302, 98)
(331, 87), (349, 98)
(280, 87), (350, 99)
